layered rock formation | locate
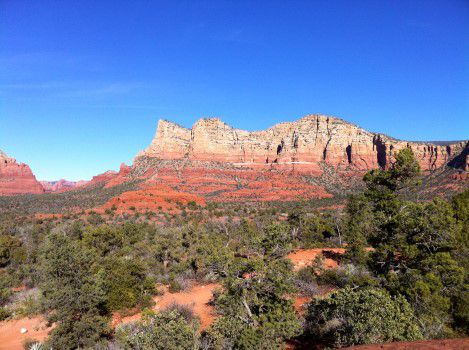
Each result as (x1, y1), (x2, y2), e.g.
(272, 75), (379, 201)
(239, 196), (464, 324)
(2, 115), (466, 206)
(0, 150), (44, 195)
(125, 115), (468, 204)
(40, 179), (88, 193)
(137, 115), (467, 173)
(83, 163), (131, 189)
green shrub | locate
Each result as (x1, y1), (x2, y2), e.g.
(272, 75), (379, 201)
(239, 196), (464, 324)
(101, 257), (155, 312)
(204, 257), (301, 349)
(317, 264), (378, 288)
(0, 234), (25, 267)
(39, 232), (110, 349)
(306, 287), (423, 347)
(187, 201), (198, 210)
(116, 309), (199, 350)
(0, 306), (11, 321)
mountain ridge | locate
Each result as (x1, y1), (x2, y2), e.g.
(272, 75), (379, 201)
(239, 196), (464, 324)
(1, 114), (467, 203)
(136, 114), (468, 173)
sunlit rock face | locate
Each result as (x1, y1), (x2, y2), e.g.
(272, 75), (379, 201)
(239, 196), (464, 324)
(0, 150), (44, 195)
(137, 115), (467, 173)
(123, 115), (467, 203)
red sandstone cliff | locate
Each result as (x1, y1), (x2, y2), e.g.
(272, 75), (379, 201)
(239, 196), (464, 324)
(0, 150), (44, 195)
(136, 115), (467, 173)
(2, 115), (466, 203)
(120, 115), (467, 204)
(83, 163), (131, 189)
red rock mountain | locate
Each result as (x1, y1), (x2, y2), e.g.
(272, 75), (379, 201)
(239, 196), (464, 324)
(109, 114), (466, 204)
(0, 150), (44, 195)
(2, 115), (467, 203)
(40, 179), (88, 193)
(137, 115), (466, 172)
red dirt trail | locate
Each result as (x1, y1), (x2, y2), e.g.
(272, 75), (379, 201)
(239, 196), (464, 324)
(287, 248), (345, 271)
(112, 283), (219, 330)
(0, 316), (52, 350)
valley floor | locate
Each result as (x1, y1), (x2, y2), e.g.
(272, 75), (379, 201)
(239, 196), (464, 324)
(1, 247), (467, 350)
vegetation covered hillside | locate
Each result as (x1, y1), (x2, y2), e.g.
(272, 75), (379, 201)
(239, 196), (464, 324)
(0, 149), (467, 349)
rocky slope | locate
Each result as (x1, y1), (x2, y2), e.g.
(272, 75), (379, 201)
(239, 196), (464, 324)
(120, 115), (467, 204)
(0, 150), (44, 195)
(1, 115), (467, 207)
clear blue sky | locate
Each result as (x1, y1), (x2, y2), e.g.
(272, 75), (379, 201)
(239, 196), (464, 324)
(1, 0), (468, 181)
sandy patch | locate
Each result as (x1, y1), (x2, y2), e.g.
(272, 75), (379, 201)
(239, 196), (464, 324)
(287, 248), (345, 271)
(0, 316), (52, 350)
(113, 283), (219, 330)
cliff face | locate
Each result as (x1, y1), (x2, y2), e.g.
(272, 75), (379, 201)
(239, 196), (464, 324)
(137, 115), (467, 172)
(0, 150), (44, 195)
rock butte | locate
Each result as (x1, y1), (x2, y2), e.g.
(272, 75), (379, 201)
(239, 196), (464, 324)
(0, 150), (44, 195)
(137, 114), (468, 173)
(1, 114), (468, 200)
(113, 114), (466, 204)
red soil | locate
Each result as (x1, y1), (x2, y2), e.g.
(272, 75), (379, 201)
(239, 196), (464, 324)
(287, 248), (345, 271)
(97, 184), (206, 214)
(34, 213), (64, 220)
(164, 167), (333, 202)
(113, 283), (219, 330)
(0, 316), (52, 350)
(343, 338), (469, 350)
(293, 296), (312, 315)
(93, 166), (332, 209)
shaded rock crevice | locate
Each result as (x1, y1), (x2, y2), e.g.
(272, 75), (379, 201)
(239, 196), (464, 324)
(346, 145), (352, 164)
(373, 135), (387, 169)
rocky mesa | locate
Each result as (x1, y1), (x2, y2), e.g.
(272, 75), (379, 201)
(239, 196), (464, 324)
(115, 114), (468, 204)
(137, 114), (467, 173)
(1, 114), (467, 202)
(0, 150), (44, 195)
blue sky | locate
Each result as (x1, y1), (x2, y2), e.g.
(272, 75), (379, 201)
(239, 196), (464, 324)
(1, 0), (468, 181)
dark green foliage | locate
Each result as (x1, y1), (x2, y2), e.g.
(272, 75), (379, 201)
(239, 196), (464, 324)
(0, 306), (11, 321)
(306, 287), (423, 347)
(317, 264), (378, 289)
(100, 257), (155, 311)
(452, 189), (469, 270)
(453, 285), (469, 334)
(1, 148), (467, 348)
(363, 147), (421, 200)
(116, 308), (199, 350)
(287, 205), (341, 247)
(203, 255), (301, 349)
(342, 194), (373, 265)
(82, 224), (124, 256)
(0, 234), (25, 267)
(342, 149), (469, 339)
(38, 232), (110, 349)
